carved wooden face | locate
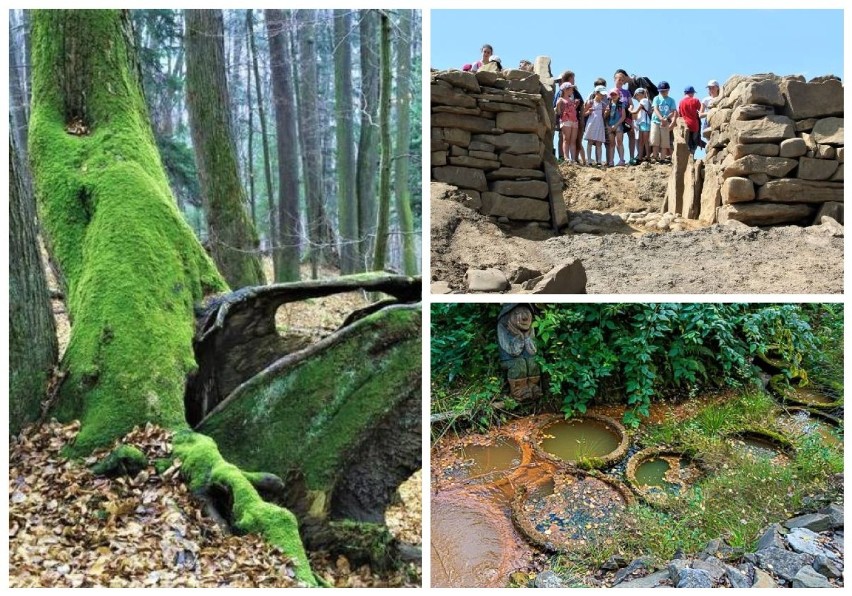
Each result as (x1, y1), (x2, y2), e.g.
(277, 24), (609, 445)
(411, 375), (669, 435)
(510, 306), (533, 331)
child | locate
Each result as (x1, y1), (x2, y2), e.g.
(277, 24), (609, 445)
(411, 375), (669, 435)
(584, 85), (608, 166)
(614, 69), (636, 163)
(555, 82), (580, 163)
(678, 86), (702, 155)
(651, 81), (677, 162)
(630, 88), (652, 163)
(605, 89), (626, 166)
(471, 44), (493, 72)
(698, 79), (720, 141)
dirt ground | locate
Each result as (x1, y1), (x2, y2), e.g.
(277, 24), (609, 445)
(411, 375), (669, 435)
(431, 163), (844, 294)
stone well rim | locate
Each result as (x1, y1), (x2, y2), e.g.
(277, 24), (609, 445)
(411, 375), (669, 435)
(533, 413), (630, 469)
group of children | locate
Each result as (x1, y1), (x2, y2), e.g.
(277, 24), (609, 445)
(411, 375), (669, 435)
(555, 69), (722, 167)
(461, 46), (723, 168)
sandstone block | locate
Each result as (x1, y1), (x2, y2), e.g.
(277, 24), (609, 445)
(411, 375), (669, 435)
(732, 115), (795, 144)
(465, 268), (508, 292)
(432, 127), (470, 147)
(449, 145), (468, 157)
(475, 132), (542, 155)
(433, 165), (487, 191)
(449, 155), (500, 170)
(481, 192), (550, 221)
(724, 155), (797, 178)
(757, 179), (844, 203)
(699, 164), (723, 223)
(543, 160), (568, 228)
(816, 201), (844, 224)
(816, 144), (836, 159)
(500, 153), (542, 169)
(529, 260), (587, 294)
(837, 147), (844, 162)
(829, 163), (843, 181)
(490, 179), (549, 199)
(738, 79), (785, 107)
(749, 173), (770, 186)
(779, 138), (807, 158)
(486, 167), (545, 181)
(433, 105), (481, 116)
(496, 110), (541, 133)
(798, 157), (839, 180)
(721, 177), (755, 204)
(733, 104), (775, 121)
(812, 117), (843, 145)
(718, 202), (814, 226)
(795, 117), (818, 132)
(431, 151), (447, 166)
(708, 108), (733, 130)
(436, 70), (480, 93)
(432, 112), (496, 134)
(431, 83), (478, 108)
(469, 150), (499, 161)
(474, 70), (501, 86)
(730, 143), (780, 159)
(782, 78), (844, 120)
(506, 75), (541, 94)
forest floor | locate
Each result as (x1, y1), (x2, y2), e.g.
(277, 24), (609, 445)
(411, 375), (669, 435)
(431, 164), (844, 294)
(23, 256), (422, 588)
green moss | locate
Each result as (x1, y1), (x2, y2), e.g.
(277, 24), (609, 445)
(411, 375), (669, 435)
(90, 444), (148, 477)
(172, 431), (317, 586)
(199, 305), (421, 493)
(327, 520), (397, 570)
(28, 11), (227, 453)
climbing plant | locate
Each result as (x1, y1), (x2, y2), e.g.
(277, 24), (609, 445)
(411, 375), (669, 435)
(432, 303), (827, 427)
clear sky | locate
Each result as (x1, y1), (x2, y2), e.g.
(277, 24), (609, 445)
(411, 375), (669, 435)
(431, 9), (843, 103)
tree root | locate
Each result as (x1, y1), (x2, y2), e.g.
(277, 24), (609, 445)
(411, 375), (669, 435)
(171, 431), (319, 586)
(90, 444), (148, 477)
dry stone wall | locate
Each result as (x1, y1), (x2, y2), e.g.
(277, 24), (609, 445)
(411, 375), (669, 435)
(430, 60), (568, 229)
(680, 74), (843, 226)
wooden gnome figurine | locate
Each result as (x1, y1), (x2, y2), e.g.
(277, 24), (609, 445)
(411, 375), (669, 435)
(497, 304), (542, 401)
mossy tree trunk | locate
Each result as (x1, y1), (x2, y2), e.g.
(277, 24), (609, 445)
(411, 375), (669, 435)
(334, 9), (357, 275)
(265, 9), (302, 282)
(371, 12), (392, 272)
(29, 9), (227, 452)
(393, 11), (418, 276)
(356, 10), (380, 271)
(184, 9), (264, 289)
(10, 133), (57, 435)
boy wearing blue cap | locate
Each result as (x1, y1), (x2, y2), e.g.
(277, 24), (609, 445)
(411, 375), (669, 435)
(679, 86), (702, 155)
(651, 81), (677, 162)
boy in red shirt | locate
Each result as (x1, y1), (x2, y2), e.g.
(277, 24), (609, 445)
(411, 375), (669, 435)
(678, 86), (702, 155)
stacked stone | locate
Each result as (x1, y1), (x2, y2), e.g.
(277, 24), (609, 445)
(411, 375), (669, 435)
(698, 74), (843, 226)
(430, 63), (568, 229)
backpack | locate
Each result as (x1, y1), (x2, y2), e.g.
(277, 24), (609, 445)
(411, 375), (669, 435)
(632, 75), (659, 101)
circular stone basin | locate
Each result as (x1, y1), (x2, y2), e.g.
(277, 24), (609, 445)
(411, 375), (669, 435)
(769, 376), (842, 410)
(432, 491), (529, 588)
(536, 414), (628, 468)
(625, 448), (702, 505)
(441, 435), (523, 484)
(727, 430), (794, 464)
(777, 408), (843, 448)
(512, 470), (633, 553)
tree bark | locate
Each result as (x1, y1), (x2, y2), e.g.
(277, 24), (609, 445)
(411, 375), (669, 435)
(185, 9), (264, 288)
(245, 17), (257, 229)
(334, 9), (357, 274)
(371, 12), (392, 272)
(393, 11), (418, 275)
(296, 10), (324, 279)
(10, 133), (57, 435)
(247, 9), (277, 254)
(266, 9), (302, 282)
(356, 10), (380, 271)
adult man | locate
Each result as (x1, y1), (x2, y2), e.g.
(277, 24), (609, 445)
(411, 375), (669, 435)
(650, 81), (677, 162)
(678, 86), (702, 155)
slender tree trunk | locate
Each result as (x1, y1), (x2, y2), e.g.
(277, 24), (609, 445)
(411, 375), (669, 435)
(393, 10), (418, 275)
(296, 10), (323, 279)
(266, 9), (301, 281)
(334, 9), (357, 274)
(247, 10), (277, 259)
(10, 133), (57, 435)
(245, 17), (257, 230)
(9, 12), (29, 157)
(185, 9), (264, 288)
(356, 10), (380, 271)
(371, 12), (392, 271)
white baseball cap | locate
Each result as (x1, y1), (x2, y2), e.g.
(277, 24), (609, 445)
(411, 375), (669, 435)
(706, 79), (720, 88)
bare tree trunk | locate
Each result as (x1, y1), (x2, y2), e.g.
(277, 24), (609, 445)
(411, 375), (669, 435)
(266, 9), (301, 281)
(356, 10), (380, 271)
(334, 9), (357, 274)
(393, 10), (418, 275)
(247, 9), (277, 257)
(10, 133), (57, 435)
(185, 9), (264, 288)
(295, 10), (324, 279)
(371, 11), (392, 271)
(9, 12), (30, 157)
(245, 16), (257, 230)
